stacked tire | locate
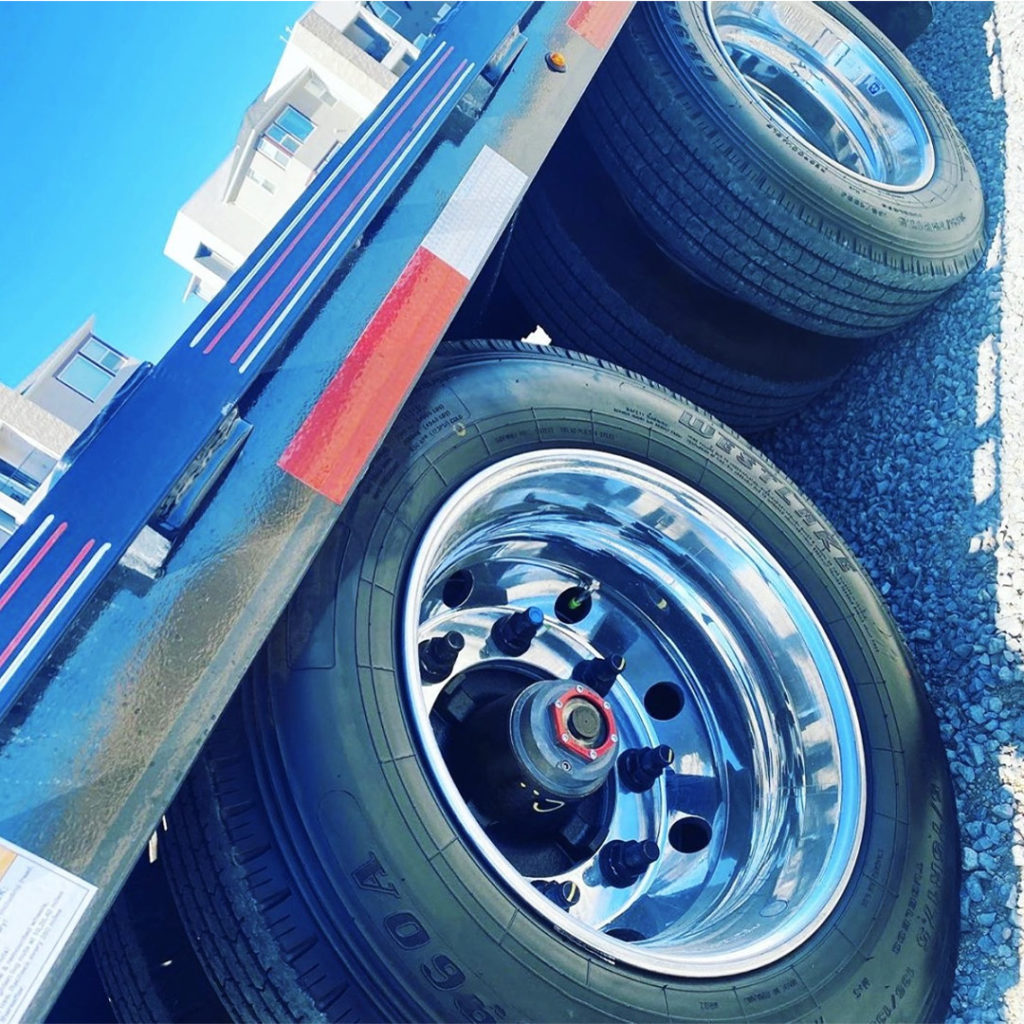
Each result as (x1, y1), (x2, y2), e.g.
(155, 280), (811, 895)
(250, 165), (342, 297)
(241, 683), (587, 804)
(498, 0), (984, 432)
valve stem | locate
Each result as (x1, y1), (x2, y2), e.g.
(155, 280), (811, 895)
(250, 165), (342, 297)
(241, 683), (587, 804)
(555, 585), (593, 623)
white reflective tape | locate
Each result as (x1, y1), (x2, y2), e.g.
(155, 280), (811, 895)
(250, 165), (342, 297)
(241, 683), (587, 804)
(422, 145), (528, 279)
(0, 839), (95, 1024)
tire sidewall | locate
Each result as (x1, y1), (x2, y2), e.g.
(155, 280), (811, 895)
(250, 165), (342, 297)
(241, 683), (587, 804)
(257, 345), (957, 1022)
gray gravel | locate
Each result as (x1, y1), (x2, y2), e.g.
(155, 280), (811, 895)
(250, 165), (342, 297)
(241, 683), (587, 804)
(758, 3), (1022, 1020)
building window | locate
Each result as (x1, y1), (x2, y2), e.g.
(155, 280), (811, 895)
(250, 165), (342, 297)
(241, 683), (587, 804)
(0, 457), (37, 502)
(246, 165), (277, 194)
(80, 336), (126, 373)
(303, 76), (335, 107)
(257, 105), (314, 167)
(366, 2), (401, 28)
(56, 337), (126, 402)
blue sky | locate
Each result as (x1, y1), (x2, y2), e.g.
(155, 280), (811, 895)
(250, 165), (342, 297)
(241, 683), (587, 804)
(0, 2), (308, 387)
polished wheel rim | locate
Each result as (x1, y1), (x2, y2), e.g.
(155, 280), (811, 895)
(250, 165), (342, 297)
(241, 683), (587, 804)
(704, 1), (934, 190)
(402, 450), (865, 976)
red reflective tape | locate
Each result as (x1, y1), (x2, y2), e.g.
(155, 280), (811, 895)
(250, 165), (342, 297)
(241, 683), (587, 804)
(0, 521), (66, 614)
(0, 538), (95, 671)
(279, 247), (468, 504)
(568, 1), (632, 49)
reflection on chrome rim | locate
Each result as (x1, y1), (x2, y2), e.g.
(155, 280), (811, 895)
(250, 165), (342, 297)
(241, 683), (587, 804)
(705, 1), (934, 190)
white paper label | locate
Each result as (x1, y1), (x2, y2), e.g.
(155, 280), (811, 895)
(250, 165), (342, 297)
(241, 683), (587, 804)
(0, 839), (96, 1023)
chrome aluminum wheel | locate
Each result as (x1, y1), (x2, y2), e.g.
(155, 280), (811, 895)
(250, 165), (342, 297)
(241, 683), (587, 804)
(402, 451), (865, 977)
(705, 1), (934, 190)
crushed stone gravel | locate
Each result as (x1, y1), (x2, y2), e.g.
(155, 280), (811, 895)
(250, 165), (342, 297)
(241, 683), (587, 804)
(758, 3), (1022, 1020)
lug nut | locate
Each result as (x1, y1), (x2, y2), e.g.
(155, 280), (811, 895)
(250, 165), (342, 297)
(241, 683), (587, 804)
(555, 585), (593, 624)
(598, 838), (660, 888)
(618, 744), (674, 792)
(574, 654), (625, 697)
(491, 606), (544, 656)
(418, 631), (465, 683)
(532, 878), (581, 910)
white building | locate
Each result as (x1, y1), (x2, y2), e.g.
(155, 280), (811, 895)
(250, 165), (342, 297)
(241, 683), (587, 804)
(165, 1), (446, 302)
(0, 319), (139, 542)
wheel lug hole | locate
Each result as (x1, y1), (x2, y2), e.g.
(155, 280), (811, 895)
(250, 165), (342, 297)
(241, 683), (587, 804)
(442, 569), (474, 608)
(643, 681), (685, 721)
(669, 815), (713, 854)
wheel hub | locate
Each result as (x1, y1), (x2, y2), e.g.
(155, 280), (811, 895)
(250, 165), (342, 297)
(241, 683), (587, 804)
(403, 450), (865, 977)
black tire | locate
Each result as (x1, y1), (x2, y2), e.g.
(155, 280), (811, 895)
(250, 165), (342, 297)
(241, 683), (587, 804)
(579, 2), (985, 337)
(162, 341), (958, 1022)
(91, 852), (228, 1023)
(501, 124), (861, 434)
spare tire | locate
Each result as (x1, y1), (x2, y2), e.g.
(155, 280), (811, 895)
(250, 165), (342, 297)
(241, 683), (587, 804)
(155, 341), (958, 1023)
(579, 1), (985, 337)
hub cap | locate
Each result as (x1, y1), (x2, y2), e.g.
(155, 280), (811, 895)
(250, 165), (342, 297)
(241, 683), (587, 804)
(402, 451), (865, 976)
(704, 1), (934, 189)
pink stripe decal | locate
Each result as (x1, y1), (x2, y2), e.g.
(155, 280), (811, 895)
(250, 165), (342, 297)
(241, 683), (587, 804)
(0, 539), (95, 671)
(202, 45), (456, 357)
(0, 521), (66, 614)
(230, 130), (413, 365)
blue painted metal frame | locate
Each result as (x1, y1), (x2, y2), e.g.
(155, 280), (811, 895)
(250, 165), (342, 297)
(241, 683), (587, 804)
(0, 3), (528, 722)
(0, 4), (636, 1016)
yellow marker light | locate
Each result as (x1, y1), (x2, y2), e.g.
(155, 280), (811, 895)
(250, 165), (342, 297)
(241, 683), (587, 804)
(545, 51), (568, 73)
